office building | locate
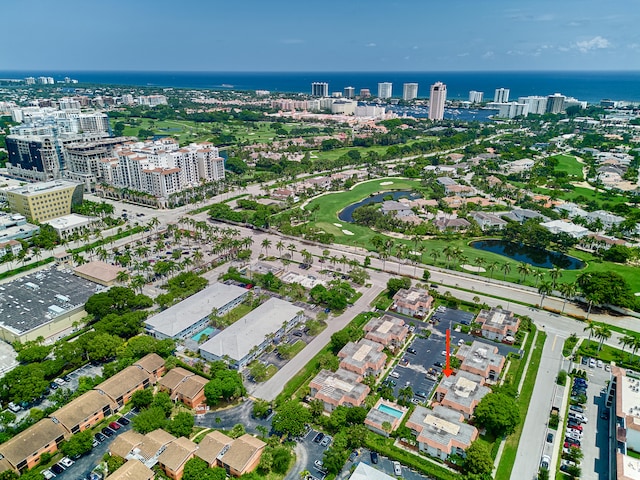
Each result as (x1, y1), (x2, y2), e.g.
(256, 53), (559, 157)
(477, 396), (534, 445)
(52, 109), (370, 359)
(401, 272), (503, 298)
(494, 88), (510, 103)
(546, 93), (566, 114)
(469, 91), (484, 103)
(378, 82), (393, 99)
(403, 83), (419, 101)
(343, 86), (355, 99)
(429, 82), (447, 120)
(311, 82), (329, 97)
(5, 180), (83, 222)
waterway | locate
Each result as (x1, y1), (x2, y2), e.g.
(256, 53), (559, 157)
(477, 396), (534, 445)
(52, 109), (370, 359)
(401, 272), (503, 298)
(470, 239), (585, 270)
(338, 190), (421, 223)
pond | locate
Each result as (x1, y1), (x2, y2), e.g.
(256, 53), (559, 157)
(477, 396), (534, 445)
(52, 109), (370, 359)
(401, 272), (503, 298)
(470, 239), (585, 270)
(338, 190), (421, 223)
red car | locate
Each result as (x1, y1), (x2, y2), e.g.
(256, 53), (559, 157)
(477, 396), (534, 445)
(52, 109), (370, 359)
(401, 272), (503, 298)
(568, 424), (583, 432)
(109, 421), (121, 431)
(564, 441), (580, 449)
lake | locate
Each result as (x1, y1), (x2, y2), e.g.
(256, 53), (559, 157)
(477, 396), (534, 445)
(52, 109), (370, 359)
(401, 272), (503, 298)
(338, 190), (421, 223)
(470, 239), (585, 270)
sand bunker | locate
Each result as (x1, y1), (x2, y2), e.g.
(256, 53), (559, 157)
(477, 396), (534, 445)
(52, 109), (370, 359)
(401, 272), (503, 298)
(380, 181), (394, 186)
(333, 223), (343, 227)
(342, 229), (355, 236)
(461, 264), (486, 273)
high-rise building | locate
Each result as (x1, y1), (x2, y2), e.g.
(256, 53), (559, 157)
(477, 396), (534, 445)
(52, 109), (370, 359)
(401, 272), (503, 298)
(378, 82), (393, 99)
(546, 93), (566, 114)
(469, 91), (484, 103)
(403, 83), (419, 101)
(518, 96), (548, 115)
(343, 86), (355, 99)
(311, 82), (329, 97)
(360, 88), (371, 98)
(429, 82), (447, 120)
(494, 88), (510, 103)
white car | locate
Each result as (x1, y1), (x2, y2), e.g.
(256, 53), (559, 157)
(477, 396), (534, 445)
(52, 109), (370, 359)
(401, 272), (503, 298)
(393, 461), (402, 476)
(589, 359), (596, 368)
(597, 359), (604, 368)
(59, 457), (74, 468)
(42, 470), (55, 480)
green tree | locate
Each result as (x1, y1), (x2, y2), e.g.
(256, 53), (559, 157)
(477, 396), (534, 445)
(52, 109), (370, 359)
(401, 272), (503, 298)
(271, 447), (292, 474)
(131, 388), (154, 410)
(132, 406), (167, 433)
(473, 392), (520, 437)
(60, 430), (94, 458)
(167, 411), (195, 438)
(272, 400), (311, 437)
(463, 440), (494, 476)
(183, 458), (227, 480)
(386, 277), (411, 297)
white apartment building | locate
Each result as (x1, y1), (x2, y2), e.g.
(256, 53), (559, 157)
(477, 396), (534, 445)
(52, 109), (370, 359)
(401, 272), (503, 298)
(403, 83), (419, 101)
(100, 139), (225, 199)
(137, 95), (168, 106)
(518, 96), (548, 115)
(378, 82), (393, 99)
(487, 102), (529, 119)
(429, 82), (447, 120)
(494, 88), (510, 103)
(469, 91), (484, 103)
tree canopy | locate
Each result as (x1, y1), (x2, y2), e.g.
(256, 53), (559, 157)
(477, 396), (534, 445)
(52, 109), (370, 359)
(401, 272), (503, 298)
(473, 392), (520, 437)
(271, 400), (311, 437)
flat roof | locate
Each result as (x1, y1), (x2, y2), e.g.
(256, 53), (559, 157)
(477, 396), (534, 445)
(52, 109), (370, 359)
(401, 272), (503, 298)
(410, 405), (476, 449)
(0, 268), (104, 335)
(145, 282), (247, 338)
(8, 179), (80, 196)
(44, 213), (97, 230)
(74, 260), (126, 283)
(199, 297), (302, 363)
(619, 452), (640, 480)
(438, 371), (490, 408)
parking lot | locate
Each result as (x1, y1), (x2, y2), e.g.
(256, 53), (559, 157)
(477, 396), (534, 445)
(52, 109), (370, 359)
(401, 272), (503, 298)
(384, 307), (519, 403)
(300, 428), (333, 478)
(340, 447), (433, 480)
(575, 359), (611, 480)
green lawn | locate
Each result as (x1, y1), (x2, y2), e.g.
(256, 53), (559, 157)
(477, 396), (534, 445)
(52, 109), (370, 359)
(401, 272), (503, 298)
(552, 154), (584, 180)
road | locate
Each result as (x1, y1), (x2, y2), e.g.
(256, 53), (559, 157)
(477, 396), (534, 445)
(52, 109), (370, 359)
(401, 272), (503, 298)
(510, 332), (567, 480)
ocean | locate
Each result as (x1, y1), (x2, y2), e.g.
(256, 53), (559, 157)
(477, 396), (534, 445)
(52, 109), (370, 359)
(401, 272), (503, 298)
(2, 70), (640, 104)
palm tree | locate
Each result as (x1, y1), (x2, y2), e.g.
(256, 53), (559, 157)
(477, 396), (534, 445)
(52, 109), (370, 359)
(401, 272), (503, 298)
(549, 267), (563, 290)
(631, 336), (640, 363)
(443, 245), (454, 269)
(533, 270), (545, 288)
(276, 241), (285, 259)
(500, 262), (512, 281)
(429, 249), (441, 267)
(116, 270), (130, 285)
(538, 281), (552, 308)
(583, 321), (596, 342)
(595, 325), (612, 352)
(486, 261), (499, 280)
(558, 282), (576, 313)
(474, 257), (486, 271)
(287, 243), (297, 261)
(193, 250), (204, 267)
(261, 238), (272, 257)
(130, 274), (146, 293)
(517, 262), (530, 284)
(619, 335), (636, 356)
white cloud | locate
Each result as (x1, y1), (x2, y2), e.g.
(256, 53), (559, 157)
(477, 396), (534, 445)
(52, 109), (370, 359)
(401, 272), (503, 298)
(365, 42), (376, 48)
(457, 52), (469, 57)
(574, 36), (610, 53)
(482, 51), (495, 58)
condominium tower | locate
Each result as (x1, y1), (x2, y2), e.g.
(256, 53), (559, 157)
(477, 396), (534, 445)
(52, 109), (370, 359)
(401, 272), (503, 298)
(378, 82), (393, 99)
(343, 86), (355, 99)
(311, 82), (329, 97)
(469, 91), (484, 103)
(494, 88), (510, 103)
(429, 82), (447, 120)
(403, 83), (419, 101)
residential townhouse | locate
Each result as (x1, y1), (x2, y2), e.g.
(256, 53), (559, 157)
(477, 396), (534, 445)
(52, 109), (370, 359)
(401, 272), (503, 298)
(107, 459), (155, 480)
(392, 287), (434, 318)
(433, 371), (490, 419)
(338, 339), (387, 377)
(363, 315), (409, 349)
(157, 367), (208, 408)
(309, 368), (370, 413)
(0, 419), (67, 473)
(456, 341), (505, 381)
(156, 437), (198, 480)
(475, 308), (520, 343)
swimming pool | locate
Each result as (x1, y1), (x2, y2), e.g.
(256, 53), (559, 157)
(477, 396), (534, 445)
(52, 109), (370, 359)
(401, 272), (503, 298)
(377, 404), (404, 419)
(191, 326), (216, 342)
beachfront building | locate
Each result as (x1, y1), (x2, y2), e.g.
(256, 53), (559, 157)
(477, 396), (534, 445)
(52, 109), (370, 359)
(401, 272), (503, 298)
(199, 298), (304, 370)
(406, 405), (478, 460)
(144, 283), (248, 341)
(309, 368), (370, 413)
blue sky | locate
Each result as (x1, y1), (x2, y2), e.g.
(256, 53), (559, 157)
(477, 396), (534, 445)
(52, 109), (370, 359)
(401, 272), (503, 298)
(3, 0), (639, 71)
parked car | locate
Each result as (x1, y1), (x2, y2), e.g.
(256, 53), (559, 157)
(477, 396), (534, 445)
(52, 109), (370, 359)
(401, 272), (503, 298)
(349, 450), (359, 462)
(546, 432), (554, 443)
(94, 432), (107, 443)
(597, 359), (604, 368)
(589, 358), (596, 368)
(393, 461), (402, 476)
(564, 441), (580, 449)
(60, 457), (74, 468)
(42, 470), (55, 480)
(313, 432), (324, 444)
(109, 421), (121, 430)
(320, 435), (331, 447)
(570, 405), (584, 414)
(415, 390), (428, 398)
(51, 464), (65, 475)
(7, 402), (21, 413)
(102, 427), (116, 437)
(407, 348), (417, 355)
(117, 416), (130, 426)
(568, 424), (583, 432)
(370, 451), (379, 464)
(540, 455), (550, 470)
